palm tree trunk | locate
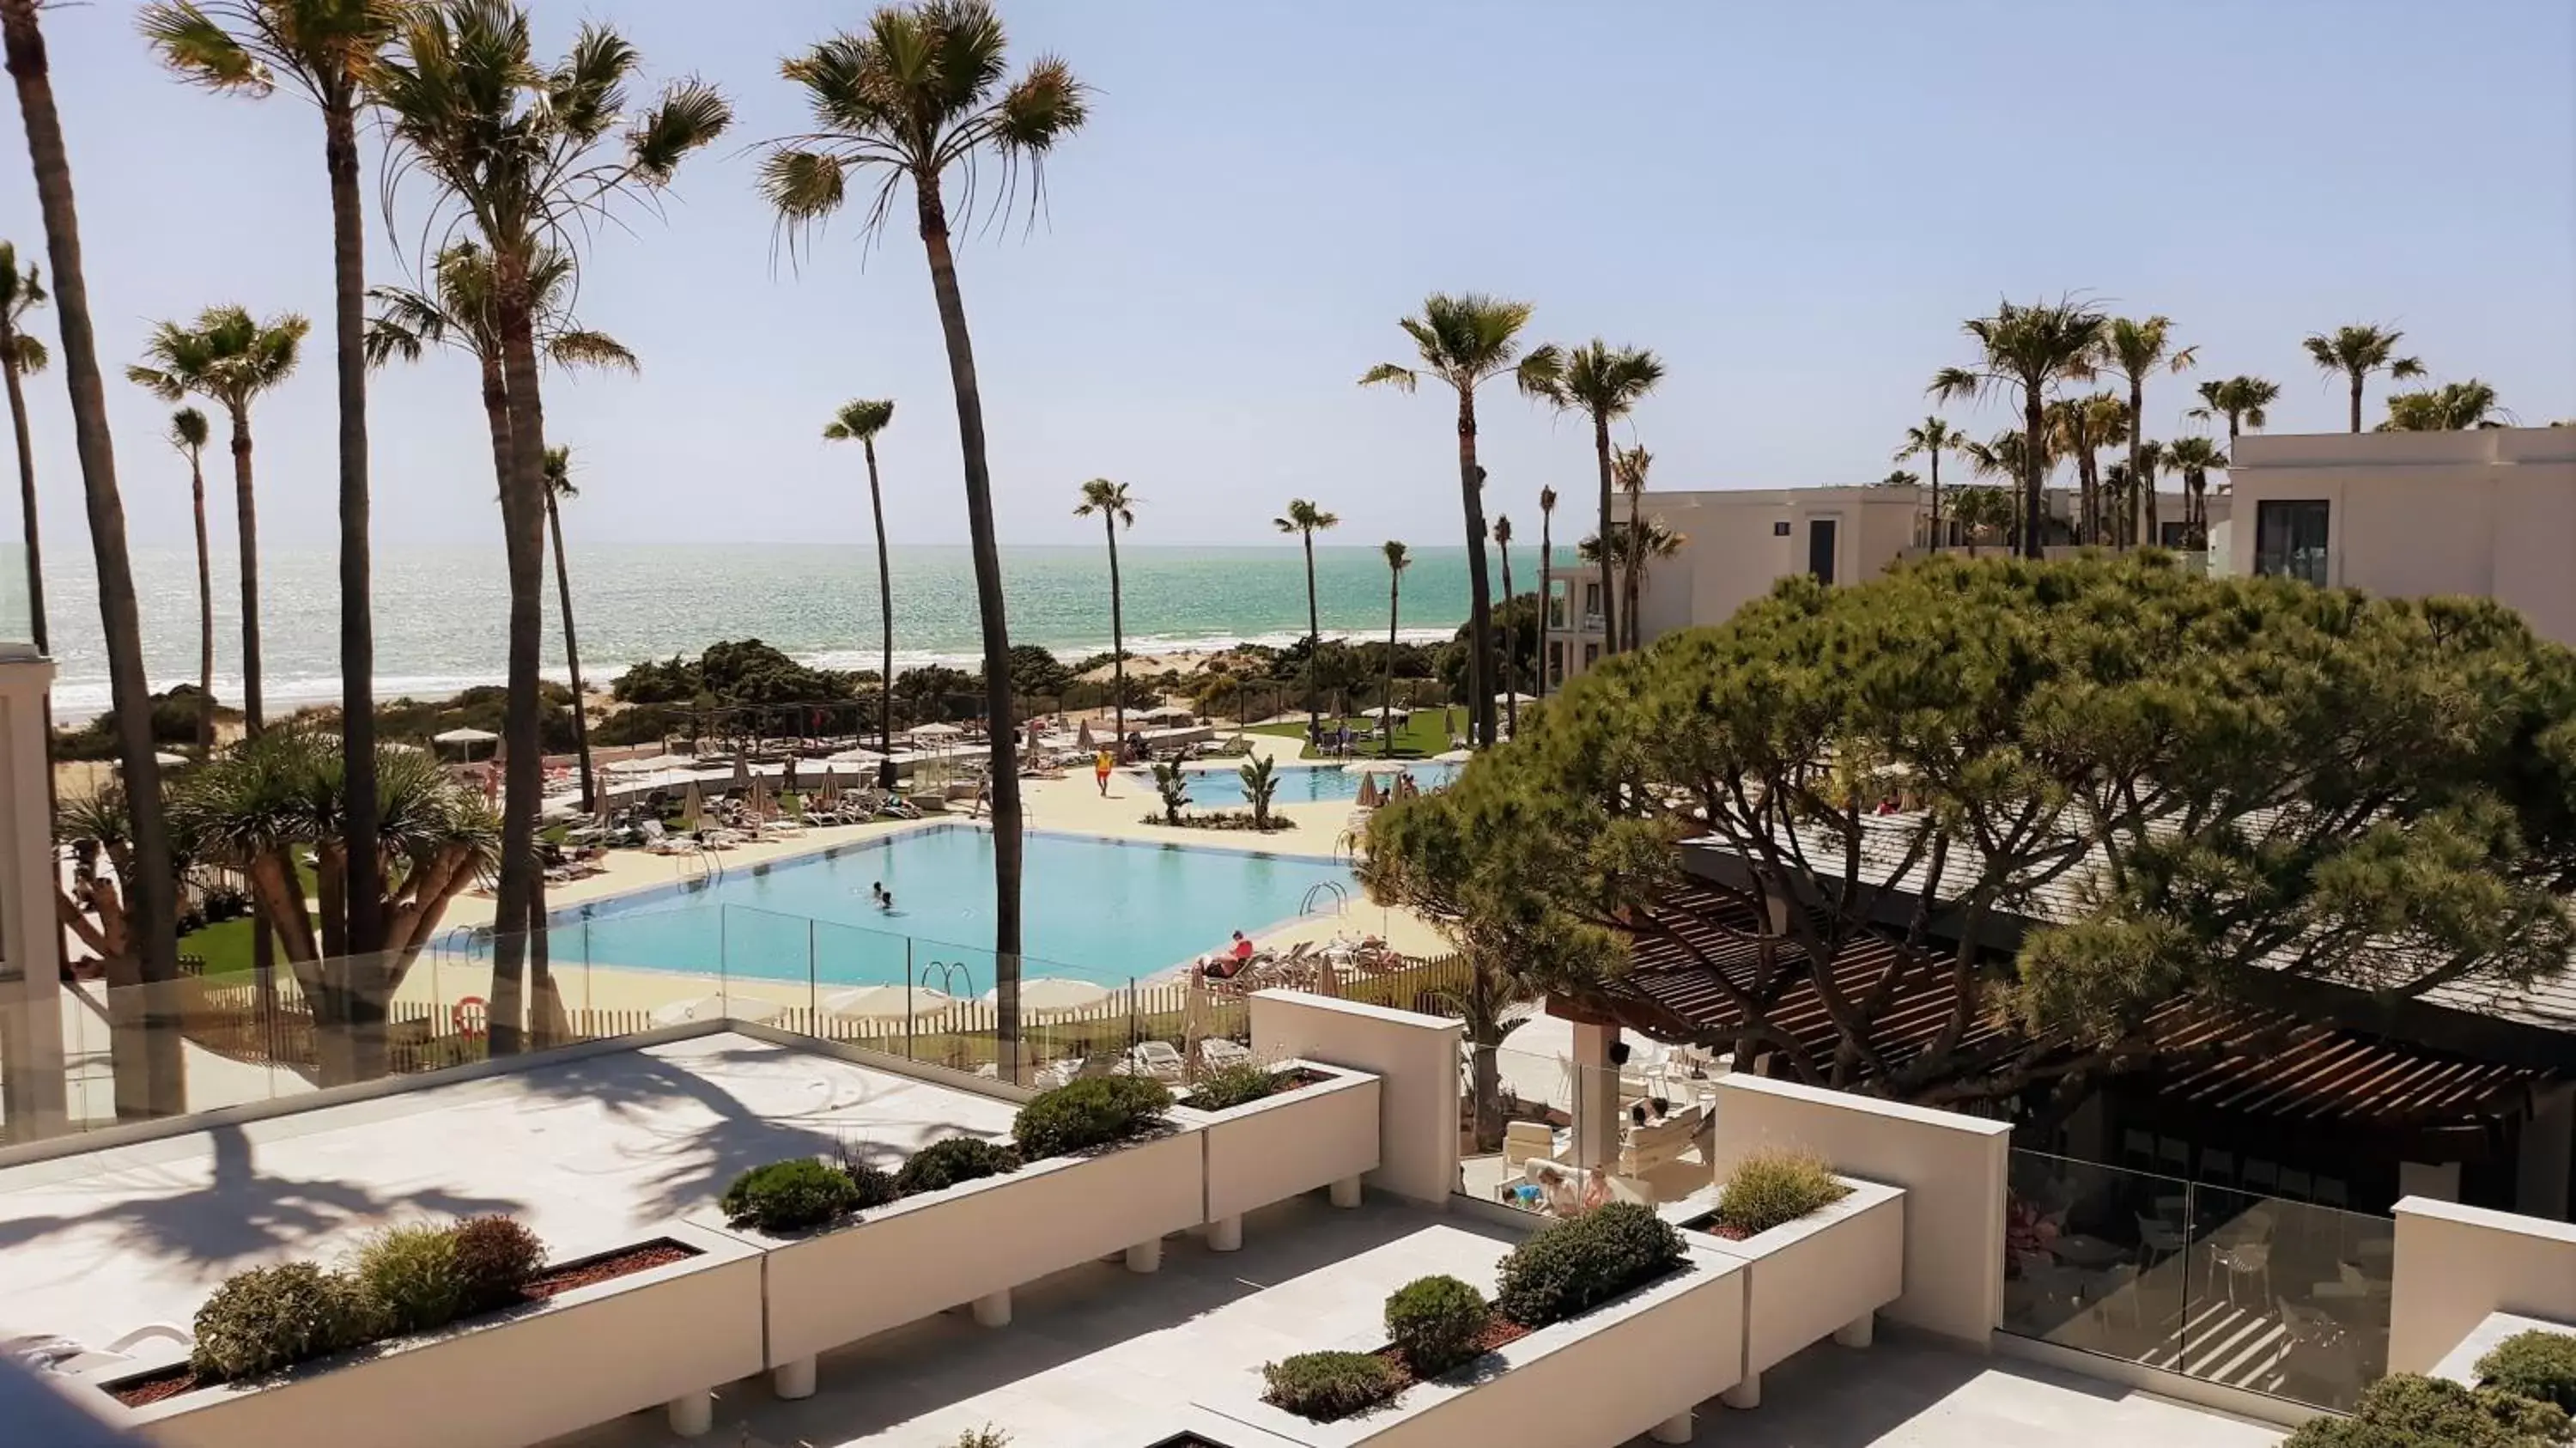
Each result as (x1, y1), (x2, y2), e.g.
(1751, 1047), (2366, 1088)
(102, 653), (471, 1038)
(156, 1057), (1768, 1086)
(914, 183), (1024, 1081)
(1498, 535), (1516, 738)
(190, 450), (211, 755)
(2130, 379), (2154, 545)
(225, 405), (263, 731)
(4, 0), (184, 1117)
(1590, 411), (1617, 657)
(326, 92), (380, 967)
(2020, 391), (2046, 561)
(1380, 569), (1398, 757)
(2075, 446), (2098, 549)
(3, 323), (42, 654)
(546, 489), (592, 812)
(865, 436), (895, 789)
(1301, 529), (1320, 746)
(1928, 451), (1942, 553)
(2227, 412), (2241, 443)
(1104, 512), (1124, 749)
(1537, 514), (1552, 696)
(1623, 520), (1643, 652)
(2348, 373), (2364, 434)
(1459, 396), (1493, 746)
(485, 265), (552, 1059)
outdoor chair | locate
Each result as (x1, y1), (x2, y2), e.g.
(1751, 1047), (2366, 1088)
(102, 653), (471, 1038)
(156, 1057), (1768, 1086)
(1503, 1120), (1564, 1168)
(2208, 1240), (2272, 1309)
(1126, 1040), (1187, 1083)
(2136, 1213), (2190, 1273)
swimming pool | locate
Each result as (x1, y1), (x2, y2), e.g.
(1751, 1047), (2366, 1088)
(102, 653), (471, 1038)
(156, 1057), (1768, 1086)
(534, 825), (1355, 988)
(1153, 761), (1461, 808)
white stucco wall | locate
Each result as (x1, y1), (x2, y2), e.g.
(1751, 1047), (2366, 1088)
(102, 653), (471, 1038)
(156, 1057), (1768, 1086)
(2388, 1196), (2576, 1374)
(1249, 991), (1461, 1206)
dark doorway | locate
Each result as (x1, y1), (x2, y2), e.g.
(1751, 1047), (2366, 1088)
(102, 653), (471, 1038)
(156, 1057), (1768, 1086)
(1807, 518), (1838, 584)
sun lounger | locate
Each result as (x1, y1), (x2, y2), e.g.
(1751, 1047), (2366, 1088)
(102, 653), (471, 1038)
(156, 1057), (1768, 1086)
(1126, 1040), (1187, 1083)
(1197, 1037), (1254, 1069)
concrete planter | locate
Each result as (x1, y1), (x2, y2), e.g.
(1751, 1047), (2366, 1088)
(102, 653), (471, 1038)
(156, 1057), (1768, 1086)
(1199, 1242), (1747, 1448)
(97, 1222), (762, 1448)
(1182, 1061), (1381, 1234)
(726, 1124), (1208, 1371)
(1692, 1176), (1905, 1387)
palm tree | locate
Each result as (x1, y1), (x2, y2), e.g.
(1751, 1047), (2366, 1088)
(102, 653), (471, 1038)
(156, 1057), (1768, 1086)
(1072, 478), (1135, 747)
(167, 408), (215, 755)
(141, 0), (409, 962)
(1961, 427), (2053, 551)
(1948, 486), (2014, 557)
(128, 305), (307, 733)
(2380, 380), (2512, 432)
(824, 399), (898, 785)
(3, 0), (186, 1117)
(1238, 754), (1279, 831)
(373, 0), (730, 1056)
(1534, 485), (1557, 697)
(1520, 340), (1662, 660)
(1273, 499), (1339, 746)
(1612, 446), (1653, 650)
(538, 445), (593, 810)
(2046, 391), (2127, 546)
(0, 242), (47, 653)
(2188, 374), (2281, 441)
(2303, 323), (2425, 433)
(1492, 514), (1518, 738)
(2093, 316), (2196, 546)
(1378, 539), (1409, 756)
(2099, 461), (2135, 548)
(1362, 295), (1561, 746)
(1931, 296), (2108, 559)
(2160, 435), (2227, 545)
(1893, 416), (1965, 551)
(761, 2), (1084, 1080)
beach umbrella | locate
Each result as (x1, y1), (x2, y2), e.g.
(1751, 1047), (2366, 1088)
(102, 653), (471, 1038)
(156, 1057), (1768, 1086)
(1076, 719), (1095, 750)
(820, 773), (842, 810)
(679, 779), (702, 831)
(609, 754), (681, 774)
(984, 977), (1112, 1014)
(1493, 691), (1538, 706)
(909, 721), (963, 739)
(1432, 748), (1474, 764)
(152, 750), (191, 768)
(732, 754), (751, 791)
(1141, 703), (1194, 722)
(823, 984), (954, 1021)
(648, 994), (786, 1026)
(825, 745), (884, 764)
(749, 765), (769, 818)
(1346, 759), (1407, 776)
(432, 726), (498, 761)
(1355, 775), (1379, 808)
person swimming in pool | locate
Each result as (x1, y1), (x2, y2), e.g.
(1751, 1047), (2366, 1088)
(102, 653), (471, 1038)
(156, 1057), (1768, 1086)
(869, 881), (887, 908)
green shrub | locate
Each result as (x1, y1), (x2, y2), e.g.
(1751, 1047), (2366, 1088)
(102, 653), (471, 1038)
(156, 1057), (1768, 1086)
(1012, 1075), (1174, 1159)
(1712, 1147), (1850, 1238)
(448, 1215), (545, 1310)
(2482, 1331), (2576, 1415)
(1261, 1349), (1404, 1421)
(189, 1262), (374, 1382)
(895, 1137), (1022, 1196)
(2287, 1372), (2573, 1448)
(842, 1155), (902, 1209)
(1493, 1202), (1687, 1328)
(1188, 1059), (1286, 1111)
(350, 1224), (471, 1335)
(1383, 1275), (1491, 1378)
(951, 1429), (1010, 1448)
(720, 1158), (861, 1233)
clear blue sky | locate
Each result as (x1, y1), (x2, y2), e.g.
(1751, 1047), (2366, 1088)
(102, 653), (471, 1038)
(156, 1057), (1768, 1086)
(4, 0), (2569, 552)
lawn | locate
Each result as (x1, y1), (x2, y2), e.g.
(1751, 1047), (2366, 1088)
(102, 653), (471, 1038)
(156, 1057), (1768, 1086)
(179, 916), (256, 975)
(1249, 709), (1460, 760)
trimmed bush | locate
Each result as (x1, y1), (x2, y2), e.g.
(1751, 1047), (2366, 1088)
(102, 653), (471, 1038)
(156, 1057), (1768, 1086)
(2482, 1330), (2576, 1415)
(2286, 1372), (2573, 1448)
(448, 1215), (545, 1310)
(843, 1155), (902, 1209)
(1712, 1147), (1851, 1238)
(720, 1158), (861, 1233)
(1261, 1349), (1404, 1421)
(1493, 1202), (1687, 1328)
(1383, 1275), (1491, 1378)
(895, 1137), (1023, 1196)
(350, 1224), (470, 1335)
(1012, 1074), (1174, 1159)
(1188, 1059), (1287, 1111)
(189, 1262), (374, 1382)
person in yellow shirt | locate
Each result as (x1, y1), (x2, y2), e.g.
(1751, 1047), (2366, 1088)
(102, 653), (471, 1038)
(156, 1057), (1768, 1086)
(1094, 749), (1115, 796)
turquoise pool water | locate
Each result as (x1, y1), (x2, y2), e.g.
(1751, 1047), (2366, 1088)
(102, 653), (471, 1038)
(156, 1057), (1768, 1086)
(1153, 761), (1461, 808)
(533, 825), (1354, 988)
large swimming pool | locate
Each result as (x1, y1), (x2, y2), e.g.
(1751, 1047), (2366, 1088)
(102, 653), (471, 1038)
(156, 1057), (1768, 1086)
(1152, 760), (1461, 808)
(532, 825), (1355, 989)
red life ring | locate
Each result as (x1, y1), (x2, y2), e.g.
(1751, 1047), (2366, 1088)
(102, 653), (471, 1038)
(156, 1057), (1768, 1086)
(453, 995), (488, 1036)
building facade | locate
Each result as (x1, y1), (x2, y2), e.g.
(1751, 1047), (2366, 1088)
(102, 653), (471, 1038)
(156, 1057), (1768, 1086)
(0, 574), (64, 1141)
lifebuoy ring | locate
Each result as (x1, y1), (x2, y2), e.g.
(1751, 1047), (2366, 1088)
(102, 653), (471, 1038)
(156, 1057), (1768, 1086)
(453, 995), (488, 1036)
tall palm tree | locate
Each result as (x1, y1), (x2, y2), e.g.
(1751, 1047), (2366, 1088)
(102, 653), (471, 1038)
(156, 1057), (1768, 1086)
(141, 0), (408, 962)
(2160, 435), (2227, 545)
(1072, 478), (1135, 748)
(4, 0), (186, 1117)
(538, 445), (592, 811)
(1273, 499), (1339, 746)
(1893, 415), (1965, 552)
(1535, 484), (1556, 697)
(1931, 296), (2108, 559)
(0, 242), (47, 653)
(2188, 374), (2281, 441)
(128, 305), (307, 733)
(1961, 427), (2053, 551)
(761, 1), (1084, 1080)
(167, 408), (215, 756)
(2380, 380), (2512, 432)
(2046, 391), (2127, 546)
(1948, 486), (2014, 557)
(2303, 323), (2425, 433)
(1612, 446), (1653, 650)
(1378, 540), (1408, 757)
(1362, 295), (1561, 747)
(2093, 316), (2196, 546)
(1521, 338), (1661, 660)
(373, 0), (730, 1056)
(1492, 514), (1517, 738)
(823, 399), (898, 785)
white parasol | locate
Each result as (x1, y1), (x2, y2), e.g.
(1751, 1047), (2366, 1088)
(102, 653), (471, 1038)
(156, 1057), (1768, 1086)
(647, 994), (785, 1026)
(822, 984), (954, 1021)
(909, 721), (964, 739)
(983, 977), (1113, 1013)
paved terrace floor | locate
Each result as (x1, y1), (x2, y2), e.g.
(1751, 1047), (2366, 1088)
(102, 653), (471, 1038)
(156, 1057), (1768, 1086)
(540, 1195), (2285, 1448)
(0, 1031), (1017, 1355)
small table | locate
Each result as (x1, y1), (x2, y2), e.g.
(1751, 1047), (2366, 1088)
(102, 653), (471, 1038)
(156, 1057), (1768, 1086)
(2050, 1233), (2128, 1270)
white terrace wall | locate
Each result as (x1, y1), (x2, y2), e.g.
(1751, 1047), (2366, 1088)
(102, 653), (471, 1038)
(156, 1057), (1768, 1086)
(1708, 1074), (2013, 1348)
(1249, 991), (1461, 1206)
(2389, 1196), (2576, 1373)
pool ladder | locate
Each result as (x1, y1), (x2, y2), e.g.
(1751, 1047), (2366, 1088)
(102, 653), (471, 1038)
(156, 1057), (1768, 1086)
(1299, 880), (1351, 918)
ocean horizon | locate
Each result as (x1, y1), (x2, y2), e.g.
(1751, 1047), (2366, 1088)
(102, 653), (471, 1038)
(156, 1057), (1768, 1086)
(32, 543), (1505, 716)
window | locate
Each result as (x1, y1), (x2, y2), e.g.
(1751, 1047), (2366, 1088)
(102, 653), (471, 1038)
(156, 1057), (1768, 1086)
(1547, 642), (1564, 681)
(1807, 519), (1838, 584)
(1583, 642), (1601, 667)
(2254, 501), (2331, 585)
(2157, 520), (2192, 549)
(1771, 520), (1792, 538)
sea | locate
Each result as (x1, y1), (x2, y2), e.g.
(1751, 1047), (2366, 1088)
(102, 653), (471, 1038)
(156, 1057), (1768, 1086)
(32, 543), (1492, 716)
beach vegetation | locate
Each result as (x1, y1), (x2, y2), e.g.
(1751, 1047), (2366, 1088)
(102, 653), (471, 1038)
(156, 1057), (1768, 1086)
(2382, 378), (2512, 432)
(2091, 316), (2197, 545)
(2479, 1330), (2576, 1414)
(1273, 498), (1340, 743)
(1072, 479), (1137, 741)
(2189, 374), (2281, 441)
(1240, 754), (1281, 829)
(349, 1222), (470, 1335)
(1893, 416), (1970, 553)
(1378, 540), (1412, 752)
(447, 1214), (545, 1310)
(893, 1136), (1021, 1195)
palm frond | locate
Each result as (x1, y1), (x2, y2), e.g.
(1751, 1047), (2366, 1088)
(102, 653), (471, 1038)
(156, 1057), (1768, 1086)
(1358, 362), (1418, 393)
(9, 332), (45, 375)
(545, 328), (637, 374)
(137, 2), (274, 94)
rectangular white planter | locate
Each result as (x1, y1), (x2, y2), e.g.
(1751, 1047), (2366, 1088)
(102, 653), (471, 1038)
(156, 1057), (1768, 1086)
(102, 1222), (762, 1448)
(1182, 1061), (1381, 1223)
(1199, 1242), (1747, 1448)
(1694, 1176), (1905, 1378)
(733, 1124), (1208, 1366)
